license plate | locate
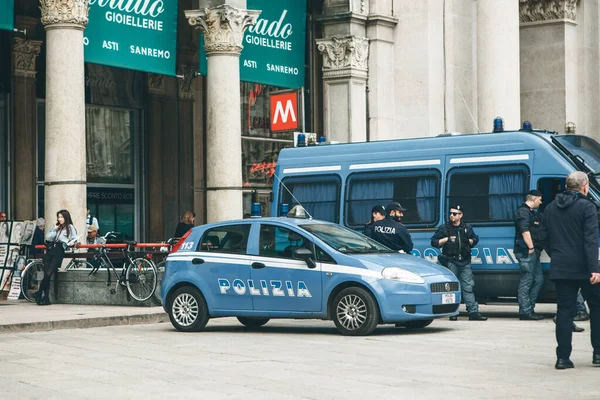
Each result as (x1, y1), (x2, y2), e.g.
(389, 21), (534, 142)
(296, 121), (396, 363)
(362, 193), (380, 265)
(442, 293), (456, 304)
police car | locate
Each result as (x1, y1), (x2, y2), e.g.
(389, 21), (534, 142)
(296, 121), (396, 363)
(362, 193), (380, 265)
(162, 213), (461, 336)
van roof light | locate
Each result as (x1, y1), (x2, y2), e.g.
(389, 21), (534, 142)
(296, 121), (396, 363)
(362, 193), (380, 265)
(522, 121), (532, 131)
(493, 116), (504, 133)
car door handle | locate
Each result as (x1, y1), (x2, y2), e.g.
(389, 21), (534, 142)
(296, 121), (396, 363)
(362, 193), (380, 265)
(192, 258), (204, 265)
(252, 262), (266, 269)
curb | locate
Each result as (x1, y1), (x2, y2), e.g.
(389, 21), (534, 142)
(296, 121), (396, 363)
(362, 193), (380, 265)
(0, 312), (169, 334)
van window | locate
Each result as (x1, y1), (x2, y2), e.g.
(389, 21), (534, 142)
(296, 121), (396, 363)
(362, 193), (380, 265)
(280, 178), (339, 222)
(448, 169), (527, 222)
(537, 177), (566, 212)
(346, 174), (439, 227)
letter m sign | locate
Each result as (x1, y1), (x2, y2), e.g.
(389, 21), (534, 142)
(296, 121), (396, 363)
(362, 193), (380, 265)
(270, 92), (299, 132)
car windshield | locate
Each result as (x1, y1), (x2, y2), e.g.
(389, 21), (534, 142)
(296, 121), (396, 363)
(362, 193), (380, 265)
(301, 223), (394, 254)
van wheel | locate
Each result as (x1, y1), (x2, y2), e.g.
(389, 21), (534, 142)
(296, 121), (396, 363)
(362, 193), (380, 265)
(237, 317), (270, 328)
(168, 286), (209, 332)
(332, 287), (379, 336)
(401, 319), (433, 329)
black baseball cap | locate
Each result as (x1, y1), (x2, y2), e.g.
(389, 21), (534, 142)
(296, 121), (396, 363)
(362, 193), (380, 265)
(449, 204), (463, 212)
(371, 205), (386, 215)
(527, 189), (543, 197)
(386, 202), (406, 213)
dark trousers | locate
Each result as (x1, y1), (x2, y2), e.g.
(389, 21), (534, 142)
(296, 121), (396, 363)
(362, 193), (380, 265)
(40, 245), (65, 295)
(554, 279), (600, 359)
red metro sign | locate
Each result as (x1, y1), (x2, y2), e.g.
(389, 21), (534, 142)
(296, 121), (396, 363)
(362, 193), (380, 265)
(270, 92), (299, 132)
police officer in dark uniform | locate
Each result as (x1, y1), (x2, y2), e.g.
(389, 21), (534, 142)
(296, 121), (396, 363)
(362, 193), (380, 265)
(369, 202), (413, 253)
(431, 204), (487, 321)
(363, 205), (386, 237)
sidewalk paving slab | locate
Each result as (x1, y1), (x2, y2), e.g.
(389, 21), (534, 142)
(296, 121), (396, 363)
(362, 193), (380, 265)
(0, 299), (168, 334)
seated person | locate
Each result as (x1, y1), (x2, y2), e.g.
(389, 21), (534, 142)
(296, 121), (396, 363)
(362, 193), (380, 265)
(283, 231), (309, 259)
(259, 229), (277, 257)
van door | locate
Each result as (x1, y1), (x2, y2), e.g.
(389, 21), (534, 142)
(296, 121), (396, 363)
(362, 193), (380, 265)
(250, 223), (322, 312)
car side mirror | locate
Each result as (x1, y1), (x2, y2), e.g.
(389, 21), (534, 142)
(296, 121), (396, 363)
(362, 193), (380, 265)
(294, 248), (316, 269)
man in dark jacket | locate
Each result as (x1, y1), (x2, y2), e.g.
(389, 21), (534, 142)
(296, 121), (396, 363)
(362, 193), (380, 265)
(363, 205), (386, 237)
(431, 205), (487, 321)
(540, 171), (600, 370)
(369, 202), (413, 253)
(513, 189), (545, 320)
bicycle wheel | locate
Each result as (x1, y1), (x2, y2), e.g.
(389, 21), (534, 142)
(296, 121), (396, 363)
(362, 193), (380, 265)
(66, 259), (95, 270)
(125, 258), (157, 302)
(152, 260), (166, 305)
(21, 260), (45, 302)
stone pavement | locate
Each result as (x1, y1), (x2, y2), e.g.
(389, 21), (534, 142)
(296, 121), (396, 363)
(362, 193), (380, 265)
(0, 299), (167, 334)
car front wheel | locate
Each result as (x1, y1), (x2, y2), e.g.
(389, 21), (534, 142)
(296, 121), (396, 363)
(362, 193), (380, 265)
(332, 287), (379, 336)
(168, 286), (209, 332)
(237, 317), (270, 328)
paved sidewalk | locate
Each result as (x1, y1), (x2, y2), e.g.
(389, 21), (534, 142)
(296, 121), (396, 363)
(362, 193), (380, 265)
(0, 299), (168, 334)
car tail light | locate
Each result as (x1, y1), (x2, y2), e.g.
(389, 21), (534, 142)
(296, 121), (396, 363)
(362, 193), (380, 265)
(171, 229), (192, 253)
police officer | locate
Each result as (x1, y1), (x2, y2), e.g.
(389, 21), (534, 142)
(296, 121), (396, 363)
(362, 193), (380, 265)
(431, 205), (487, 321)
(514, 189), (545, 320)
(363, 205), (386, 237)
(370, 202), (413, 253)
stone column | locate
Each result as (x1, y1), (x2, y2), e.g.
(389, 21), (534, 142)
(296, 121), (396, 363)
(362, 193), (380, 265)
(317, 36), (369, 143)
(185, 3), (259, 223)
(477, 0), (521, 131)
(40, 0), (88, 236)
(11, 37), (42, 220)
(520, 0), (580, 134)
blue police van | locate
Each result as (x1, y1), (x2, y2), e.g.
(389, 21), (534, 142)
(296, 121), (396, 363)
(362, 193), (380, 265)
(270, 130), (600, 301)
(161, 217), (460, 335)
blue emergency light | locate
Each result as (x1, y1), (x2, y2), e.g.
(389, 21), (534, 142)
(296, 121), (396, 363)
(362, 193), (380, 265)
(318, 136), (326, 144)
(279, 203), (290, 217)
(251, 203), (261, 218)
(522, 121), (532, 131)
(493, 116), (504, 133)
(297, 133), (306, 147)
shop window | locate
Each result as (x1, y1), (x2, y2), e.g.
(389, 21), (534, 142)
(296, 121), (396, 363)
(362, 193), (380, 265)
(346, 173), (439, 227)
(448, 169), (527, 223)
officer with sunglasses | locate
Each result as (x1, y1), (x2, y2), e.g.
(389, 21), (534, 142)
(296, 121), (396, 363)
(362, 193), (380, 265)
(431, 205), (487, 321)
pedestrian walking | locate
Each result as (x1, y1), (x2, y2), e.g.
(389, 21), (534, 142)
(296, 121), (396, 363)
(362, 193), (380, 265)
(539, 171), (600, 370)
(363, 205), (385, 237)
(369, 202), (413, 253)
(575, 290), (590, 321)
(431, 204), (487, 321)
(34, 210), (77, 306)
(174, 210), (195, 237)
(514, 189), (545, 320)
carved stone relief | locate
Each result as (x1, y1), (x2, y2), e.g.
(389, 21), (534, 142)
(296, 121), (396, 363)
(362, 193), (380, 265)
(317, 36), (369, 77)
(12, 38), (43, 78)
(519, 0), (580, 23)
(185, 5), (260, 55)
(39, 0), (89, 27)
(148, 73), (165, 95)
(178, 66), (198, 101)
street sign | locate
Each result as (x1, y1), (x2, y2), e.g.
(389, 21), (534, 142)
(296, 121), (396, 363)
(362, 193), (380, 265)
(270, 92), (299, 132)
(200, 0), (306, 89)
(84, 0), (178, 76)
(0, 0), (14, 31)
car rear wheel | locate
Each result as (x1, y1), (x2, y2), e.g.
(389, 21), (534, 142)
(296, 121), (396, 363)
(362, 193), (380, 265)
(401, 319), (433, 329)
(332, 287), (379, 336)
(168, 286), (209, 332)
(237, 317), (270, 328)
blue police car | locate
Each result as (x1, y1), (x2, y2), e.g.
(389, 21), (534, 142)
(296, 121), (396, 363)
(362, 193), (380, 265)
(162, 215), (461, 336)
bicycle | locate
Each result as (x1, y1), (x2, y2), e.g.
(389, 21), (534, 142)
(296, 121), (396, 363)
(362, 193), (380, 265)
(80, 242), (158, 302)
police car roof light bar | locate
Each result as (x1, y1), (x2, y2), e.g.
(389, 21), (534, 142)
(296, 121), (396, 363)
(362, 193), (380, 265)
(272, 172), (313, 220)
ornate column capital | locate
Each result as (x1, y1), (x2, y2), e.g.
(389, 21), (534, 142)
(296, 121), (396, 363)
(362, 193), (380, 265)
(317, 36), (369, 79)
(178, 66), (198, 101)
(147, 74), (165, 96)
(40, 0), (89, 29)
(185, 5), (260, 55)
(12, 38), (43, 79)
(519, 0), (580, 23)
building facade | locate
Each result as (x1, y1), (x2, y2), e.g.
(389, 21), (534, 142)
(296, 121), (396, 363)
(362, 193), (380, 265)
(0, 0), (597, 240)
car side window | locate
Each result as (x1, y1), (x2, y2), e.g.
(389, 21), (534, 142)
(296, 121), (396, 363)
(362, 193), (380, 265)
(315, 245), (335, 264)
(259, 224), (312, 260)
(197, 224), (251, 255)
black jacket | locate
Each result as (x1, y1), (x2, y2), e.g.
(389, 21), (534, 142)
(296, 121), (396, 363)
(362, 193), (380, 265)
(540, 190), (599, 280)
(174, 222), (194, 238)
(431, 222), (479, 265)
(363, 221), (375, 237)
(513, 203), (544, 255)
(369, 216), (413, 253)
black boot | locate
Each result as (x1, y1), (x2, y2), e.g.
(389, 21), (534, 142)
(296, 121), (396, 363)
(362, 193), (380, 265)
(34, 290), (44, 305)
(38, 293), (51, 306)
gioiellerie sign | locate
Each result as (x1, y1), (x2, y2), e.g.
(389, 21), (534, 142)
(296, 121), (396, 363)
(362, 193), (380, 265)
(84, 0), (178, 76)
(0, 0), (14, 31)
(200, 0), (306, 89)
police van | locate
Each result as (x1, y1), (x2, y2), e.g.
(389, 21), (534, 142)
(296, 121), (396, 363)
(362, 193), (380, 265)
(270, 129), (600, 301)
(161, 216), (460, 335)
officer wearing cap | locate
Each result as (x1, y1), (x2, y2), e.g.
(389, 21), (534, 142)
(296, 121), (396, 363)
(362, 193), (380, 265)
(514, 189), (545, 320)
(369, 202), (413, 253)
(363, 205), (386, 237)
(431, 205), (487, 321)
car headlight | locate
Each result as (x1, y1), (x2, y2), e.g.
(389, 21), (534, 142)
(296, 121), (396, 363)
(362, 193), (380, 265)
(381, 267), (425, 284)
